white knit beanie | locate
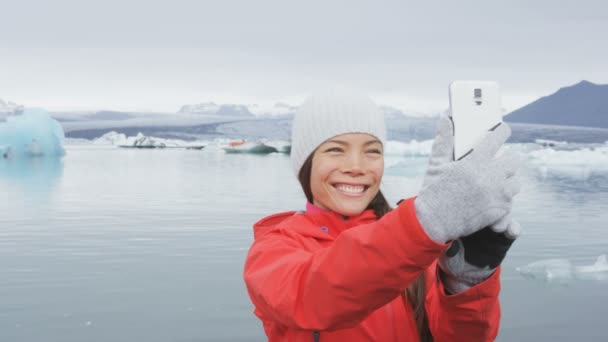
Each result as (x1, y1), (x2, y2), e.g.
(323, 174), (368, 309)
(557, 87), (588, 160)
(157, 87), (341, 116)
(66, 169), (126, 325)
(291, 91), (387, 177)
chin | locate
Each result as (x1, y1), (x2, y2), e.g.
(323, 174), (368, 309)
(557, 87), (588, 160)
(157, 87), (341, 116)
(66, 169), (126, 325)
(334, 203), (370, 217)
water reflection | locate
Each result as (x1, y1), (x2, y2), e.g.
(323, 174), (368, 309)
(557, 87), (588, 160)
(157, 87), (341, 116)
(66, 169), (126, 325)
(0, 156), (64, 197)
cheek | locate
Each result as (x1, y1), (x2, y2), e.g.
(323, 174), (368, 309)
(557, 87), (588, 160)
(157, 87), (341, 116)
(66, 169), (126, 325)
(370, 160), (384, 184)
(310, 157), (336, 197)
(317, 162), (336, 178)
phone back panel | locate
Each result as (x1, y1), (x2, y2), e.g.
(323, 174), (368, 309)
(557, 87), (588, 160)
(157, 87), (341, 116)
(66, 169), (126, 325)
(449, 81), (503, 159)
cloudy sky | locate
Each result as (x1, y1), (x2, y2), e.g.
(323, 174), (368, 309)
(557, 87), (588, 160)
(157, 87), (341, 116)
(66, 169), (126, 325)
(1, 0), (606, 114)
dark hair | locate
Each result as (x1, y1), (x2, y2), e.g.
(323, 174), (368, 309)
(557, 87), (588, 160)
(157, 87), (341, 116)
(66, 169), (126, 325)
(297, 153), (433, 342)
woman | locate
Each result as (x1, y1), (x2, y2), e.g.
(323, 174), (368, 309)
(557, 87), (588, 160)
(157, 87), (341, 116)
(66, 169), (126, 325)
(244, 92), (521, 341)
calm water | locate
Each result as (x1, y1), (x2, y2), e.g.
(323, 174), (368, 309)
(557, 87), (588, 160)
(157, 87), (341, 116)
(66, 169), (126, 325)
(1, 145), (607, 342)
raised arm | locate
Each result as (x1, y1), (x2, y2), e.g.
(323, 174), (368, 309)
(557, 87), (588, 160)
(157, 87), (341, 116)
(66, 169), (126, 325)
(244, 198), (446, 330)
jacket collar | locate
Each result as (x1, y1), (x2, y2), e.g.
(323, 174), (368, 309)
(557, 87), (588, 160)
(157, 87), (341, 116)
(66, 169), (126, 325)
(301, 202), (378, 238)
(305, 202), (376, 220)
(253, 203), (378, 240)
(305, 202), (326, 214)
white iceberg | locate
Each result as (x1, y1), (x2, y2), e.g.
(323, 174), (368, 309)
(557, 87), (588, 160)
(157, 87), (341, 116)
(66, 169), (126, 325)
(93, 131), (128, 146)
(516, 254), (608, 284)
(118, 133), (167, 148)
(385, 140), (433, 157)
(527, 145), (608, 178)
(0, 108), (65, 158)
(92, 132), (205, 149)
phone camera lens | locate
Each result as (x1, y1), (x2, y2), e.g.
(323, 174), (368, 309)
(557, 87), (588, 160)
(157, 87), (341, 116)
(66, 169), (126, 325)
(474, 88), (482, 105)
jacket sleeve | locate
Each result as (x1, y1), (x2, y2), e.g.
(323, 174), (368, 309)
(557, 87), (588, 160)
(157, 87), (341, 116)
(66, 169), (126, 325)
(425, 262), (502, 342)
(243, 198), (448, 331)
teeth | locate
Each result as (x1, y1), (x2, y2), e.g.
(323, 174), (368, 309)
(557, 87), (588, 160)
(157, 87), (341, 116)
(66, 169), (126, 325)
(335, 184), (366, 193)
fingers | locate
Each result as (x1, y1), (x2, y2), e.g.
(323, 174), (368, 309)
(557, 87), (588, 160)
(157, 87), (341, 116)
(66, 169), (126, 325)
(490, 213), (522, 239)
(493, 149), (523, 178)
(491, 213), (512, 234)
(503, 175), (522, 199)
(488, 148), (523, 200)
(470, 122), (512, 162)
(428, 115), (455, 166)
(505, 220), (522, 240)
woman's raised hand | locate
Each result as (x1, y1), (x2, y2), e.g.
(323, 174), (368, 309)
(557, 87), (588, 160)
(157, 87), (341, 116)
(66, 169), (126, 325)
(414, 116), (522, 244)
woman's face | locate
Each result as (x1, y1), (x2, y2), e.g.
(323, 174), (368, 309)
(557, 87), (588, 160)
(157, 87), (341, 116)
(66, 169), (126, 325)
(310, 133), (384, 216)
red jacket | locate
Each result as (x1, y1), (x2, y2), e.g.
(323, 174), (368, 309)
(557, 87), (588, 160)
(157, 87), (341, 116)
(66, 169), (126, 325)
(243, 198), (502, 341)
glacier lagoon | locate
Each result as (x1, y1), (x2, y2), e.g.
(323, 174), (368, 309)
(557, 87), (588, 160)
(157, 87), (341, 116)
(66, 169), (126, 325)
(1, 143), (608, 341)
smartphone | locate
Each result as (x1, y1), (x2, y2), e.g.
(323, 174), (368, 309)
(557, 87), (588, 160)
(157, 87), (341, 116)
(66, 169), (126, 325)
(449, 81), (503, 160)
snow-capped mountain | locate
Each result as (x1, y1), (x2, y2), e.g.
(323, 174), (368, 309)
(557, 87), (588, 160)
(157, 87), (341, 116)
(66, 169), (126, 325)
(177, 101), (415, 120)
(178, 102), (255, 117)
(380, 105), (409, 120)
(0, 99), (24, 115)
(178, 101), (300, 118)
(249, 102), (296, 118)
(62, 100), (437, 141)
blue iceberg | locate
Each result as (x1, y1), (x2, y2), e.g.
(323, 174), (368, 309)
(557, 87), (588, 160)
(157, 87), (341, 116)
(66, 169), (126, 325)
(0, 108), (65, 158)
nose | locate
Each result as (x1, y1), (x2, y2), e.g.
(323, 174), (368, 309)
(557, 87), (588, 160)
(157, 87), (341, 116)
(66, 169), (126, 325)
(342, 153), (365, 176)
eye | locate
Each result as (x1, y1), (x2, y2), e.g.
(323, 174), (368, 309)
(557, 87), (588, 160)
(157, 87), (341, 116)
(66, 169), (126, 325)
(325, 147), (343, 153)
(367, 149), (382, 154)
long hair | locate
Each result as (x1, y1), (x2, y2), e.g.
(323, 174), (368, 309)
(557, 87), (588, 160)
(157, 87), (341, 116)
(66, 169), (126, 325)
(298, 153), (433, 342)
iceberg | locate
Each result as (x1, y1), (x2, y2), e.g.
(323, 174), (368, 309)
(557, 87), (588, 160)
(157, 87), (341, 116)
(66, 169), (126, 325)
(0, 108), (65, 158)
(93, 131), (128, 146)
(516, 255), (608, 284)
(527, 145), (608, 179)
(385, 140), (433, 157)
(118, 133), (168, 148)
(91, 131), (206, 149)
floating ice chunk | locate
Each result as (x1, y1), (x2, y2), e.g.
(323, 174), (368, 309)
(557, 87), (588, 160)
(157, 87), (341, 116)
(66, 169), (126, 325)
(117, 133), (169, 148)
(0, 108), (65, 158)
(93, 131), (207, 149)
(93, 131), (128, 145)
(516, 258), (574, 283)
(527, 145), (608, 178)
(516, 254), (608, 284)
(576, 255), (608, 274)
(385, 140), (433, 157)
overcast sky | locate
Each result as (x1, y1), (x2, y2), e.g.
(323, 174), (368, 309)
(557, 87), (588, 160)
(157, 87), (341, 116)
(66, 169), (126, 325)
(1, 0), (606, 114)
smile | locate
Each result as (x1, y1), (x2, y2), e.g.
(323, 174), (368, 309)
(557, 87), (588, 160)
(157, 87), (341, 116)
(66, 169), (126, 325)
(332, 183), (370, 195)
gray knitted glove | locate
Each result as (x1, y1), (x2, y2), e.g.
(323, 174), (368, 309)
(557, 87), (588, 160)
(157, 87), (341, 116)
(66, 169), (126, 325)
(414, 115), (521, 244)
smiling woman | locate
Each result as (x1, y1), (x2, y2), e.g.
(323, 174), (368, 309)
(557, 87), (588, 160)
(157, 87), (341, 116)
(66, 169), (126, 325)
(242, 91), (517, 341)
(308, 134), (384, 216)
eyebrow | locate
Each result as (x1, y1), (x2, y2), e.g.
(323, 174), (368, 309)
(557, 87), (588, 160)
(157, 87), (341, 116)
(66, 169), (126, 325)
(325, 139), (382, 146)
